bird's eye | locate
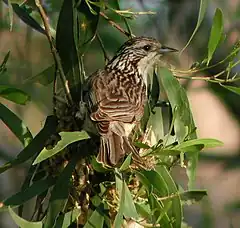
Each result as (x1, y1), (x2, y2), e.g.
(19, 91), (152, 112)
(143, 45), (151, 51)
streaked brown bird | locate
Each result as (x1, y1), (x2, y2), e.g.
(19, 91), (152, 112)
(85, 36), (177, 167)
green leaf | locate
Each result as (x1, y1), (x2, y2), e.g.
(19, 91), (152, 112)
(154, 149), (182, 156)
(136, 165), (182, 228)
(148, 194), (173, 227)
(33, 131), (89, 165)
(0, 103), (33, 147)
(3, 1), (46, 34)
(0, 51), (10, 74)
(0, 115), (58, 174)
(25, 64), (55, 86)
(4, 177), (55, 207)
(134, 141), (150, 149)
(119, 153), (132, 171)
(115, 171), (139, 220)
(158, 68), (196, 142)
(9, 207), (42, 228)
(221, 85), (240, 95)
(157, 67), (197, 189)
(83, 206), (104, 228)
(180, 190), (207, 204)
(76, 0), (100, 51)
(122, 181), (139, 219)
(135, 202), (151, 219)
(181, 0), (209, 53)
(0, 85), (30, 105)
(174, 138), (223, 150)
(207, 8), (224, 65)
(56, 0), (81, 89)
(91, 156), (109, 173)
(55, 208), (81, 228)
(43, 153), (80, 228)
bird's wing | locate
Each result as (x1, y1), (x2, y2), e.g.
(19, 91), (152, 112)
(85, 70), (146, 124)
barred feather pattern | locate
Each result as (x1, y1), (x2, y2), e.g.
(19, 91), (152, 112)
(85, 37), (163, 166)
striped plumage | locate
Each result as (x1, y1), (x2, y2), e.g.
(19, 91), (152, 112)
(85, 37), (177, 167)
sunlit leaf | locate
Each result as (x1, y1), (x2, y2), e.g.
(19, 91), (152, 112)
(0, 85), (30, 105)
(9, 207), (42, 228)
(181, 0), (209, 53)
(136, 165), (182, 228)
(0, 103), (33, 147)
(119, 153), (132, 171)
(153, 149), (182, 156)
(221, 85), (240, 95)
(0, 115), (58, 174)
(33, 131), (89, 165)
(157, 67), (197, 189)
(134, 141), (150, 149)
(135, 202), (151, 219)
(115, 171), (139, 220)
(83, 206), (104, 228)
(207, 8), (224, 65)
(148, 194), (173, 227)
(174, 138), (223, 150)
(55, 208), (81, 228)
(114, 172), (124, 227)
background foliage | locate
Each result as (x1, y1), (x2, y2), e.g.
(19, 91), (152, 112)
(0, 0), (240, 227)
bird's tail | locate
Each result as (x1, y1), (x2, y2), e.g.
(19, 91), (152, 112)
(97, 132), (142, 167)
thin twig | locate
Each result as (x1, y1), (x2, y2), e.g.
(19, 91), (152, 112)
(96, 33), (110, 64)
(100, 11), (134, 38)
(35, 0), (73, 106)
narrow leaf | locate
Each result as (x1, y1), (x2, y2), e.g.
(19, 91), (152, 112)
(207, 8), (224, 64)
(122, 181), (139, 219)
(0, 115), (58, 174)
(158, 67), (197, 189)
(137, 166), (182, 228)
(55, 208), (81, 228)
(3, 1), (46, 34)
(56, 0), (81, 89)
(33, 131), (89, 165)
(180, 190), (207, 204)
(0, 85), (30, 105)
(25, 64), (55, 86)
(114, 172), (124, 228)
(4, 177), (55, 206)
(43, 153), (80, 228)
(0, 103), (33, 147)
(181, 0), (209, 53)
(221, 85), (240, 95)
(175, 138), (223, 150)
(9, 207), (42, 228)
(119, 153), (132, 171)
(0, 51), (10, 74)
(84, 206), (104, 228)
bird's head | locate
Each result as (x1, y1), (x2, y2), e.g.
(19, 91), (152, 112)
(106, 36), (177, 77)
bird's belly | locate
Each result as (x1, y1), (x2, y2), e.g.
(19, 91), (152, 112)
(122, 122), (135, 137)
(109, 121), (135, 137)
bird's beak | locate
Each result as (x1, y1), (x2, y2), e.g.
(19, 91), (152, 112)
(159, 45), (178, 54)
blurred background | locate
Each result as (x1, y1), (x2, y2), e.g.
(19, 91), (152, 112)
(0, 0), (240, 227)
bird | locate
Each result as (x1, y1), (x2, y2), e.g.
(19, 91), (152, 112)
(84, 36), (177, 167)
